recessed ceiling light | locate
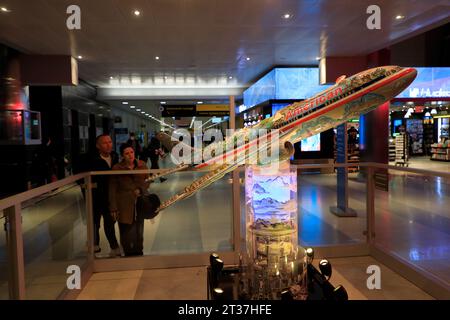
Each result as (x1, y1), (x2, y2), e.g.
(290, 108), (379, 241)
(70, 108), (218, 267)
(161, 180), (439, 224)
(395, 15), (405, 20)
(98, 114), (103, 117)
(122, 101), (129, 105)
(134, 10), (141, 16)
(228, 76), (233, 79)
(77, 55), (83, 59)
(1, 7), (10, 12)
(160, 101), (166, 104)
(315, 57), (321, 61)
(197, 101), (203, 104)
(246, 57), (251, 61)
(136, 108), (141, 111)
(155, 56), (160, 60)
(141, 111), (145, 114)
(109, 76), (114, 80)
(130, 105), (135, 109)
(283, 13), (292, 19)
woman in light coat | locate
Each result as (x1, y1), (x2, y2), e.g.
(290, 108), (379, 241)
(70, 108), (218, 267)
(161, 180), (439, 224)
(109, 143), (150, 256)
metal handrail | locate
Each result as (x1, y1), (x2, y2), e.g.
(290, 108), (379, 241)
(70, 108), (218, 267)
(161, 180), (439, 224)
(372, 163), (450, 179)
(1, 162), (448, 210)
(0, 172), (88, 211)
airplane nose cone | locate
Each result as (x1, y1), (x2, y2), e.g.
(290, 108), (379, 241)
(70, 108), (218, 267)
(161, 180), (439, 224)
(403, 67), (418, 86)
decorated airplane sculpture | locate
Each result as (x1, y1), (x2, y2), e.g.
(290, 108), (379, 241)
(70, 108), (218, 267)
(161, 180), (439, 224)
(154, 66), (417, 212)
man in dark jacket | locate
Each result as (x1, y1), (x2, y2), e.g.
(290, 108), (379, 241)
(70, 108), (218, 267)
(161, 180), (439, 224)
(147, 136), (166, 182)
(90, 134), (121, 257)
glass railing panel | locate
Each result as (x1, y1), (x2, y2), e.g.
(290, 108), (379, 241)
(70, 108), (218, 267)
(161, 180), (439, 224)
(374, 168), (450, 285)
(21, 183), (88, 299)
(0, 214), (9, 299)
(95, 170), (234, 257)
(296, 166), (367, 247)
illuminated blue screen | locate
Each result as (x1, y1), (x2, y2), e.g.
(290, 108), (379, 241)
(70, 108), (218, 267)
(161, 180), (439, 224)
(393, 119), (403, 133)
(397, 67), (450, 98)
(242, 68), (331, 111)
(275, 68), (330, 100)
(271, 103), (290, 115)
(242, 71), (276, 110)
(301, 133), (321, 152)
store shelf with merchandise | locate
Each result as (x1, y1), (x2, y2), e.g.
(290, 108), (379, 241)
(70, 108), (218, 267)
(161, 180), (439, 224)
(389, 138), (396, 161)
(394, 133), (409, 167)
(348, 149), (360, 172)
(430, 143), (450, 161)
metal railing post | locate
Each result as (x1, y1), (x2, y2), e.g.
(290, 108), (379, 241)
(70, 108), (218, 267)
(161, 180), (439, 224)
(5, 204), (26, 299)
(232, 169), (241, 264)
(84, 175), (94, 261)
(365, 166), (376, 244)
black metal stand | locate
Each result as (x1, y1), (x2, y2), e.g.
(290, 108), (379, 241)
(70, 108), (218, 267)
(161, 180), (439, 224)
(207, 252), (348, 301)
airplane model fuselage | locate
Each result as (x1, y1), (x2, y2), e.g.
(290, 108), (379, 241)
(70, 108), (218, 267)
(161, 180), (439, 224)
(156, 66), (417, 211)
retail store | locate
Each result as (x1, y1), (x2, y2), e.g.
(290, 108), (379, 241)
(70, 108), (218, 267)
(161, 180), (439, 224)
(0, 0), (449, 305)
(388, 68), (450, 168)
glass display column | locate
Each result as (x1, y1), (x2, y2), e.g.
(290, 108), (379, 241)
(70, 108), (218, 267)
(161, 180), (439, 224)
(244, 160), (307, 299)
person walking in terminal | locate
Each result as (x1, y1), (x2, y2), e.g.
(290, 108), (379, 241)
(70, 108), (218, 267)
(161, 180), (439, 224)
(147, 135), (167, 182)
(127, 132), (143, 159)
(90, 134), (121, 257)
(109, 143), (150, 256)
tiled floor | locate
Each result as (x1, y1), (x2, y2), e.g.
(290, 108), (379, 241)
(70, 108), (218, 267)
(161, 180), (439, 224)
(77, 256), (433, 300)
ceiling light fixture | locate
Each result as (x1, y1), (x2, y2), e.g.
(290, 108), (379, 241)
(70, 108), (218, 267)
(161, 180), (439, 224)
(197, 101), (203, 104)
(155, 56), (160, 60)
(134, 10), (141, 16)
(228, 76), (233, 79)
(136, 108), (141, 111)
(141, 111), (145, 114)
(1, 7), (10, 12)
(160, 101), (166, 104)
(130, 106), (135, 109)
(109, 76), (114, 80)
(315, 57), (321, 61)
(395, 15), (405, 20)
(77, 55), (83, 59)
(246, 57), (251, 61)
(283, 13), (292, 19)
(122, 102), (129, 105)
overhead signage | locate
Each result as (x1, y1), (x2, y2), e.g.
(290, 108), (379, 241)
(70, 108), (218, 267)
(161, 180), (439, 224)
(161, 105), (196, 117)
(161, 104), (230, 117)
(196, 104), (229, 116)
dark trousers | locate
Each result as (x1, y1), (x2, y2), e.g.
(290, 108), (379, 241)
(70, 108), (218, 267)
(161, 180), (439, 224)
(94, 209), (119, 249)
(119, 219), (144, 256)
(150, 157), (166, 182)
(150, 157), (159, 170)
